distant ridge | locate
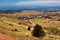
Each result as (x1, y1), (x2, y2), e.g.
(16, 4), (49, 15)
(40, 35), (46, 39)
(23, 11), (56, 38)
(0, 6), (60, 12)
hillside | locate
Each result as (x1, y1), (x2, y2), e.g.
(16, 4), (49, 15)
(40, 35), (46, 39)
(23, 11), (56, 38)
(0, 10), (60, 40)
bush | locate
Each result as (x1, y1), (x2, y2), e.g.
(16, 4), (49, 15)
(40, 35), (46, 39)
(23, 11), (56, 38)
(11, 29), (18, 31)
(27, 26), (31, 31)
(50, 27), (58, 35)
(46, 27), (58, 35)
(43, 27), (60, 35)
(9, 24), (13, 26)
(32, 24), (45, 38)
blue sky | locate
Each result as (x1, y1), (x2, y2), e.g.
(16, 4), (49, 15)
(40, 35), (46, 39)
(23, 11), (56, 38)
(0, 0), (60, 6)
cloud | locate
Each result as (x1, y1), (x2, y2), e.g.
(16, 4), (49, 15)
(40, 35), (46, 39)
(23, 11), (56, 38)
(15, 1), (60, 6)
(0, 0), (60, 6)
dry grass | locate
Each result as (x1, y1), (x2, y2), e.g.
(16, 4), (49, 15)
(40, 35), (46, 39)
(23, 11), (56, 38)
(0, 10), (60, 40)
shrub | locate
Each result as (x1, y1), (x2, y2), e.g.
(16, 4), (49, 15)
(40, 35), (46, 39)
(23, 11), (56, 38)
(9, 24), (13, 26)
(32, 24), (45, 38)
(27, 26), (31, 31)
(47, 27), (58, 35)
(11, 29), (18, 31)
(26, 35), (29, 37)
(50, 27), (58, 35)
(43, 27), (60, 35)
(18, 23), (22, 24)
(58, 19), (60, 21)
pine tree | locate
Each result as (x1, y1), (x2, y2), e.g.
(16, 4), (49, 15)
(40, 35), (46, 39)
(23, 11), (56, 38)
(32, 24), (45, 38)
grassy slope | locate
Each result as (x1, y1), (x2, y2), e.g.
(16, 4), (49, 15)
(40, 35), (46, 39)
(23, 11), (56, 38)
(0, 10), (60, 40)
(0, 14), (41, 40)
(31, 18), (60, 27)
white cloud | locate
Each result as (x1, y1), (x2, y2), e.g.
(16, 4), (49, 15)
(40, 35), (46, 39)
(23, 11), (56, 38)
(15, 1), (60, 6)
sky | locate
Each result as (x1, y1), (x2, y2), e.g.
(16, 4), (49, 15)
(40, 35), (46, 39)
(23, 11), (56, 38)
(0, 0), (60, 6)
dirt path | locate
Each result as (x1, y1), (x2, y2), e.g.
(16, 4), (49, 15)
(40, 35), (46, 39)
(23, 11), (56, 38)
(0, 33), (16, 40)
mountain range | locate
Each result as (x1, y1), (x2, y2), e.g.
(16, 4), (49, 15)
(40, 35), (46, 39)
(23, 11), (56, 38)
(0, 6), (60, 12)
